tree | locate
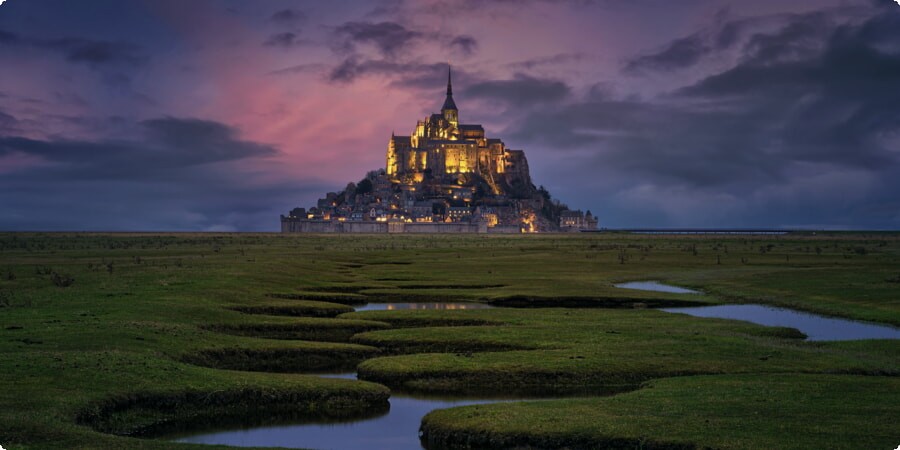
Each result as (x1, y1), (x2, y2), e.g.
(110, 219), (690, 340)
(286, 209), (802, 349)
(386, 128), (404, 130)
(356, 178), (373, 195)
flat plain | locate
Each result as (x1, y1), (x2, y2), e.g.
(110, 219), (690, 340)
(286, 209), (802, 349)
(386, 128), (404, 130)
(0, 232), (897, 449)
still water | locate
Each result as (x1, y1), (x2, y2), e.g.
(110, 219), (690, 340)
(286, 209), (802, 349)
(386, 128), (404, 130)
(616, 280), (899, 341)
(173, 394), (507, 450)
(614, 281), (700, 294)
(354, 302), (494, 311)
(168, 296), (898, 448)
(170, 302), (504, 449)
(662, 304), (900, 341)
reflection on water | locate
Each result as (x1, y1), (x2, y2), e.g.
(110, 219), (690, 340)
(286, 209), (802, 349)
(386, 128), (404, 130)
(662, 304), (900, 341)
(354, 302), (495, 311)
(315, 372), (358, 379)
(615, 281), (700, 294)
(173, 395), (509, 450)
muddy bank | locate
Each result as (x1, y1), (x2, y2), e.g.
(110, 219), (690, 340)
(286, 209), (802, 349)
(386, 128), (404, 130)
(392, 284), (507, 290)
(267, 292), (369, 305)
(419, 420), (696, 450)
(77, 386), (390, 438)
(230, 303), (354, 317)
(356, 364), (651, 397)
(351, 336), (533, 356)
(182, 346), (380, 373)
(206, 319), (390, 342)
(488, 295), (708, 309)
(343, 314), (503, 329)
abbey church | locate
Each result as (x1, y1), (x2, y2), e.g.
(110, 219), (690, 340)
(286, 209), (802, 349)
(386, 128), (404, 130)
(387, 68), (528, 191)
(281, 67), (597, 233)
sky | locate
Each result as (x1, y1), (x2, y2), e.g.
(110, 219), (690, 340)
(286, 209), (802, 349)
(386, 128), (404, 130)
(0, 0), (898, 231)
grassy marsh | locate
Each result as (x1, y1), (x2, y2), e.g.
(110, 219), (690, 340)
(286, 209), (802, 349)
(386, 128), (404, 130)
(0, 232), (897, 449)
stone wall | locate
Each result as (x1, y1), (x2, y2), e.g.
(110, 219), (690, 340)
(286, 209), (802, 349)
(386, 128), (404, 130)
(281, 217), (492, 234)
(487, 225), (522, 234)
(402, 222), (480, 233)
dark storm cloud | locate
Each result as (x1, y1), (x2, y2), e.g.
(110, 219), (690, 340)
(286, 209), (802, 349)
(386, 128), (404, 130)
(624, 33), (712, 74)
(621, 11), (792, 75)
(333, 21), (422, 57)
(264, 32), (301, 48)
(0, 29), (18, 44)
(0, 117), (290, 231)
(463, 74), (570, 108)
(0, 117), (277, 180)
(0, 110), (17, 131)
(268, 62), (328, 76)
(331, 20), (476, 62)
(327, 57), (455, 88)
(448, 35), (478, 56)
(738, 12), (834, 66)
(49, 38), (143, 66)
(513, 10), (900, 191)
(141, 117), (277, 164)
(0, 29), (144, 67)
(0, 171), (326, 232)
(508, 53), (585, 70)
(270, 8), (307, 27)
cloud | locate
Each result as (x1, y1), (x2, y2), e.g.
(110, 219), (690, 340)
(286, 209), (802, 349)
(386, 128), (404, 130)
(327, 57), (453, 87)
(0, 110), (16, 132)
(264, 32), (300, 48)
(624, 33), (712, 74)
(333, 21), (422, 57)
(0, 117), (291, 231)
(270, 8), (307, 27)
(49, 38), (143, 66)
(463, 74), (570, 108)
(738, 12), (834, 66)
(620, 10), (830, 75)
(0, 117), (277, 180)
(268, 62), (328, 76)
(508, 53), (585, 70)
(512, 8), (900, 227)
(0, 29), (144, 67)
(448, 35), (478, 56)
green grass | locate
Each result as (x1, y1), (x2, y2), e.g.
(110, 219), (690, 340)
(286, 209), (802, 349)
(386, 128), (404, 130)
(421, 373), (899, 450)
(350, 308), (896, 394)
(0, 232), (898, 449)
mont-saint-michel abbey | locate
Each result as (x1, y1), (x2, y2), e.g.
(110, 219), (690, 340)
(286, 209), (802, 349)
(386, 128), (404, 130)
(281, 67), (597, 233)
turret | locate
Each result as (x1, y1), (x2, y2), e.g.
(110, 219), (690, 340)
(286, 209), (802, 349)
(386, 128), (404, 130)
(441, 65), (458, 127)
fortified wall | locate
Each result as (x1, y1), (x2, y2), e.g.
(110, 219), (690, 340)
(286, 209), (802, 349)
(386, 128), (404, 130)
(280, 217), (522, 234)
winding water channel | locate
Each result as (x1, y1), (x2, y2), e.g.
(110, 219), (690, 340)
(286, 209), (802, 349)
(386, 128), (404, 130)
(174, 393), (509, 449)
(171, 302), (508, 450)
(167, 288), (899, 448)
(613, 281), (900, 341)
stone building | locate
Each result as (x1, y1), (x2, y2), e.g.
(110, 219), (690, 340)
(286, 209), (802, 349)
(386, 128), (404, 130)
(559, 210), (598, 231)
(281, 65), (598, 233)
(385, 67), (529, 196)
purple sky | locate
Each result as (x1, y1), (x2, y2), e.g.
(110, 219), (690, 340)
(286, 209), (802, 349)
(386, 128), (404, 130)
(1, 0), (898, 231)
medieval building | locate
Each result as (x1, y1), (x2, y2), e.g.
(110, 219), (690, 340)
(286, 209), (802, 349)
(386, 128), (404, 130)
(385, 67), (532, 198)
(281, 66), (597, 233)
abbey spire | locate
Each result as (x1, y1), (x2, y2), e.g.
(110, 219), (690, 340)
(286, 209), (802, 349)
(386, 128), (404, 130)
(441, 65), (458, 126)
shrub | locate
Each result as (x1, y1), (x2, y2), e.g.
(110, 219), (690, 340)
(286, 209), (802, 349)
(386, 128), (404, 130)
(50, 271), (75, 288)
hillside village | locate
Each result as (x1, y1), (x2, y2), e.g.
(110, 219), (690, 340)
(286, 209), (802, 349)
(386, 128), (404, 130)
(282, 67), (597, 233)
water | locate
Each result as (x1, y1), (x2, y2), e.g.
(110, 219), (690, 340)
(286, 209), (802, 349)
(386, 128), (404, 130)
(172, 395), (507, 450)
(354, 302), (495, 311)
(315, 372), (358, 379)
(167, 292), (898, 448)
(615, 281), (700, 294)
(168, 301), (501, 449)
(662, 304), (900, 341)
